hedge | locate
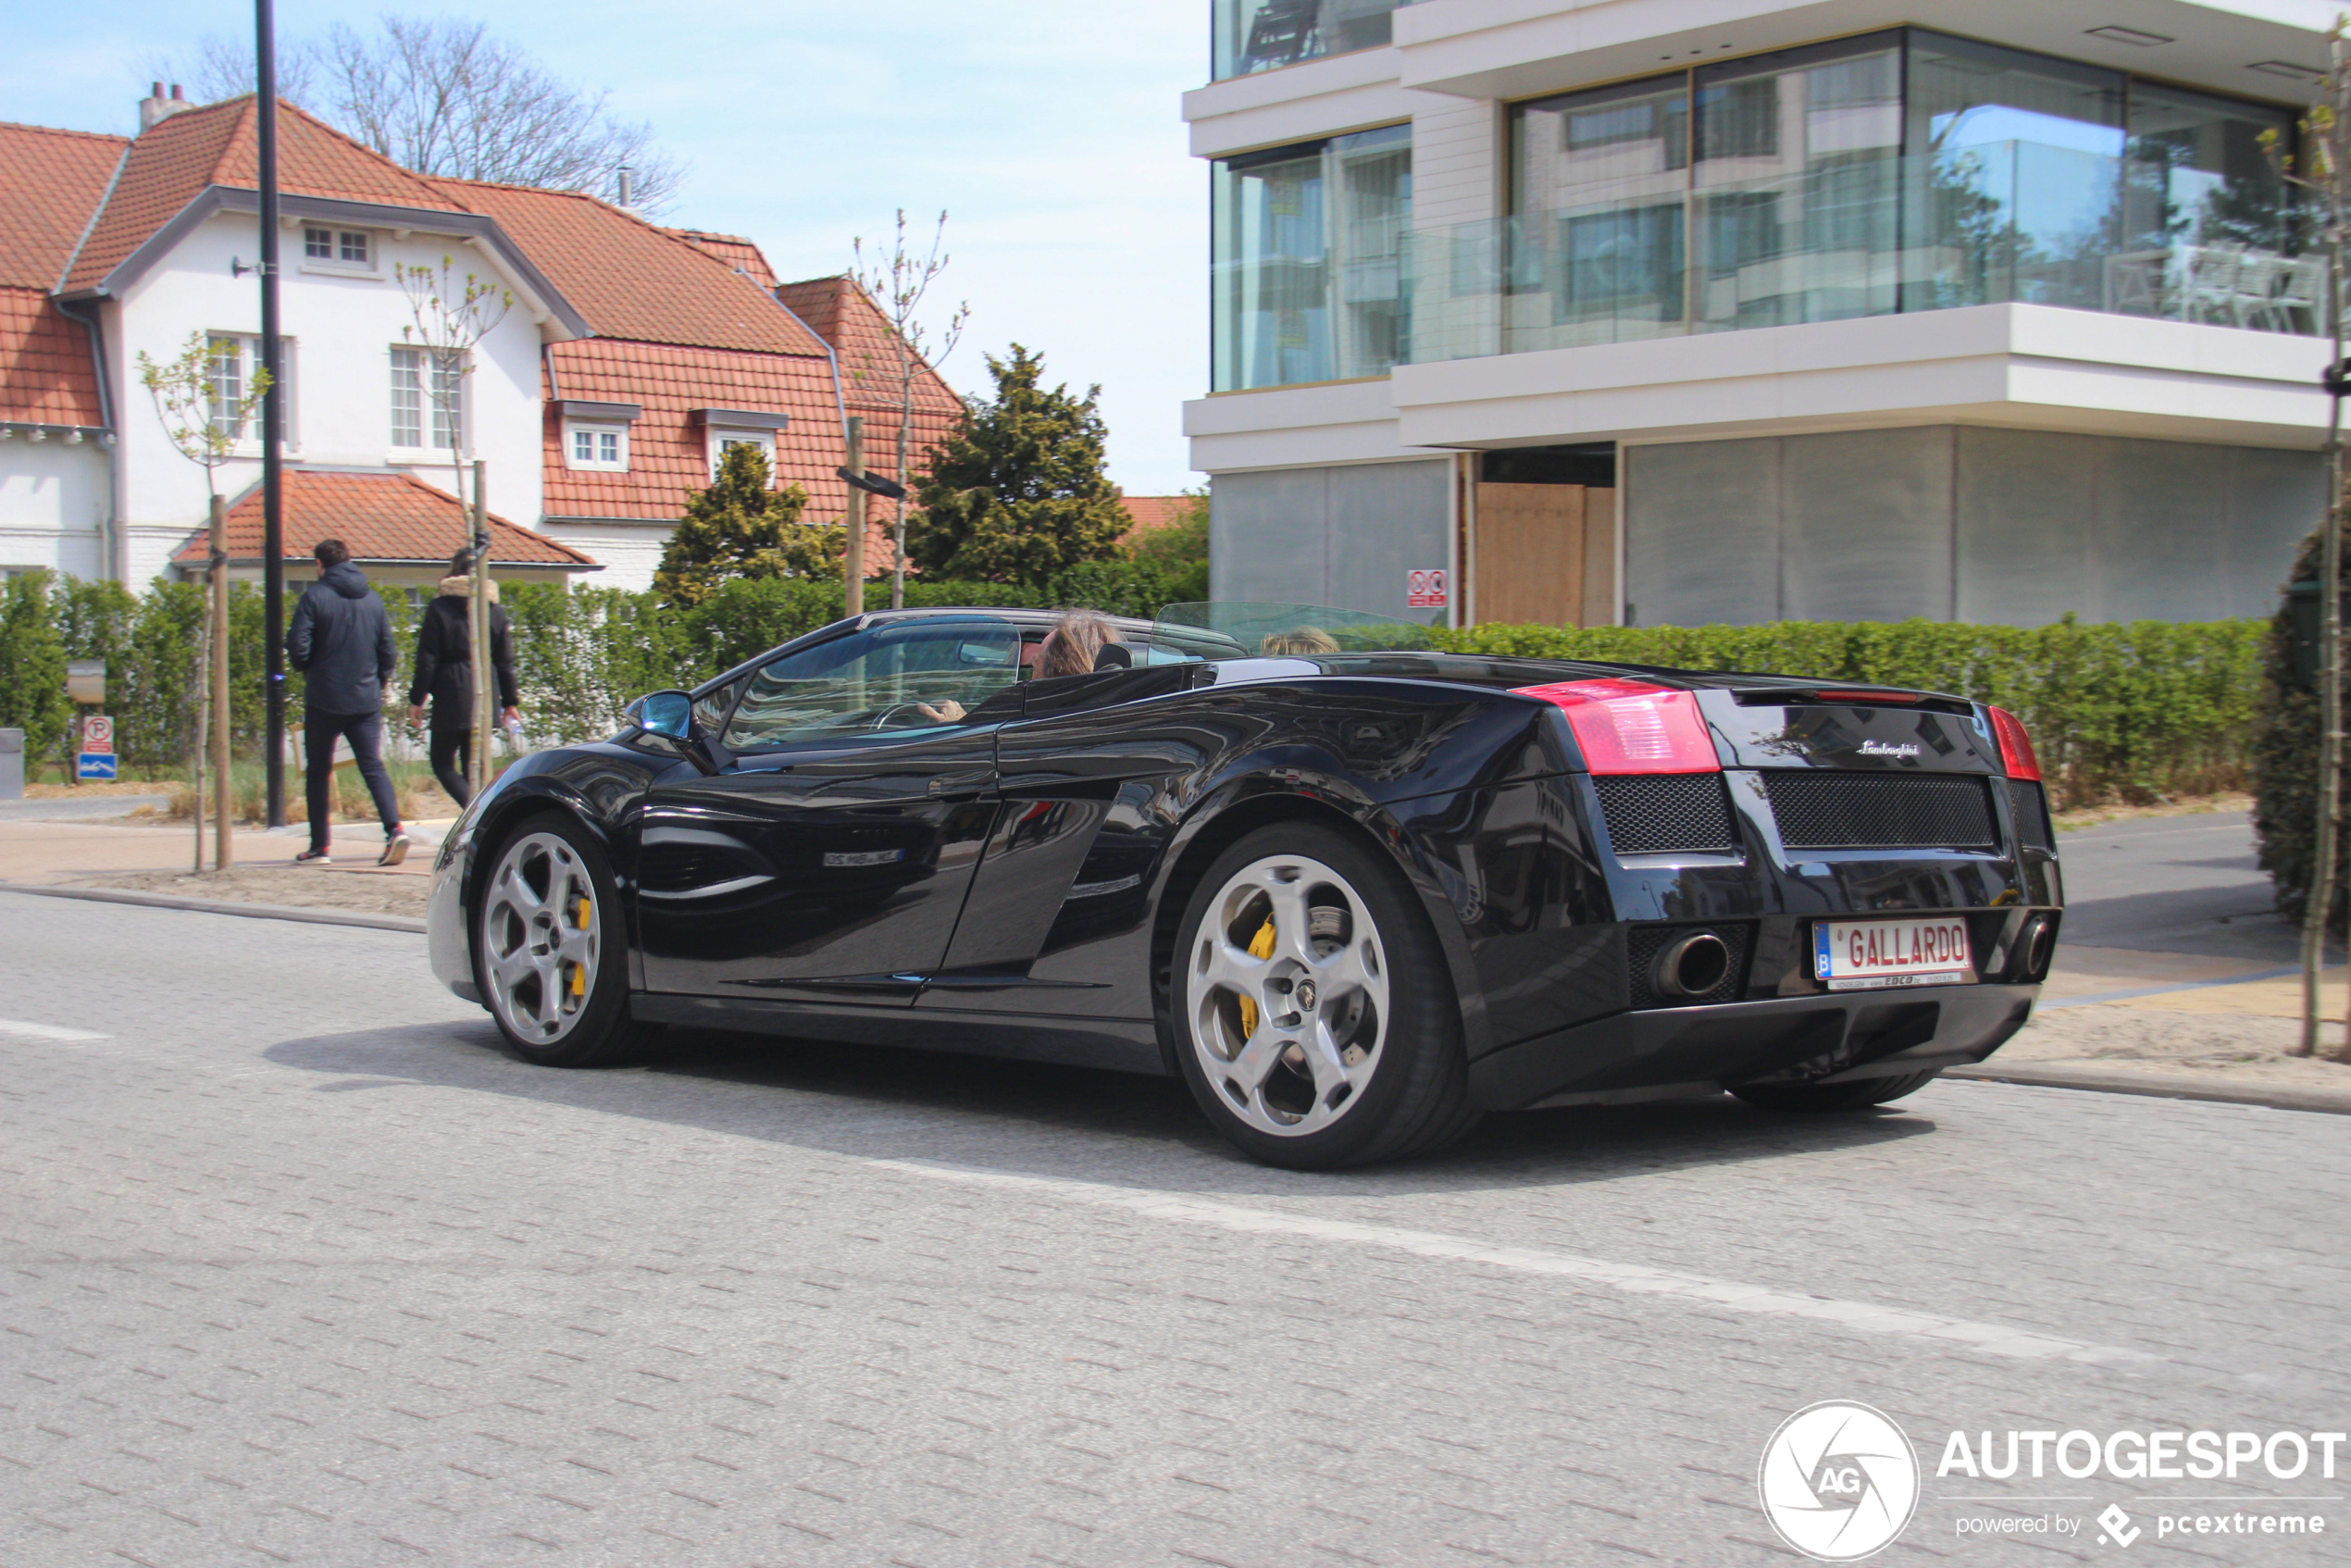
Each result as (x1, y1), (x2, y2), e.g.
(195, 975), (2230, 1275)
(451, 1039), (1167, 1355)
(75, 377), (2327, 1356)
(1431, 616), (2263, 810)
(0, 567), (2262, 812)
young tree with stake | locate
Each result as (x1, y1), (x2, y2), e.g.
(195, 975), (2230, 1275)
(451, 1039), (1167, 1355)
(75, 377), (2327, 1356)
(852, 210), (968, 609)
(2263, 29), (2351, 1062)
(137, 331), (269, 872)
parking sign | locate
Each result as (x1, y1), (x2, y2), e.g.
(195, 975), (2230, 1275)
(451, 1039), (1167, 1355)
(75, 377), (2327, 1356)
(1407, 567), (1449, 609)
(81, 715), (114, 753)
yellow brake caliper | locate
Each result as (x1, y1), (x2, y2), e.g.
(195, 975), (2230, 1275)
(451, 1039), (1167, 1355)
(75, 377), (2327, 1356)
(569, 895), (591, 996)
(1236, 915), (1275, 1039)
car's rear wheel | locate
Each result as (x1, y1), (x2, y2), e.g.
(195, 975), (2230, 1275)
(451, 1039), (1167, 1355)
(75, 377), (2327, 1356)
(1170, 822), (1479, 1169)
(1732, 1070), (1939, 1113)
(475, 813), (662, 1067)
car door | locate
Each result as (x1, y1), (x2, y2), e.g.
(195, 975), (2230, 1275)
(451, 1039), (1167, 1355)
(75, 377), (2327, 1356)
(635, 617), (1023, 1002)
(922, 661), (1215, 1020)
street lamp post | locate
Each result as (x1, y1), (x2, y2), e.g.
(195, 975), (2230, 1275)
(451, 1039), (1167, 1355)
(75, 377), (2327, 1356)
(256, 0), (287, 828)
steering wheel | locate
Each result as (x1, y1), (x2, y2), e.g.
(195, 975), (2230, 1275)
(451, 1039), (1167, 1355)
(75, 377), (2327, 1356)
(865, 703), (929, 730)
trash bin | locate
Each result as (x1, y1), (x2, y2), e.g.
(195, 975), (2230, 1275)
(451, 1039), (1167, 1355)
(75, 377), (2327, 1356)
(0, 728), (22, 801)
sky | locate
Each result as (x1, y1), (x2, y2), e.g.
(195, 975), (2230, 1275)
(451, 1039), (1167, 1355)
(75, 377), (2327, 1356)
(2, 0), (1209, 495)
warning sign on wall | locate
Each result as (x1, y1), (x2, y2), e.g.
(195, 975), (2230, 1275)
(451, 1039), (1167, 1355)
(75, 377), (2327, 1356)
(1407, 567), (1449, 609)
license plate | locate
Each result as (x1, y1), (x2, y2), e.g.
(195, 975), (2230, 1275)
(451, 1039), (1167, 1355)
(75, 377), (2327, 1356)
(1813, 917), (1974, 991)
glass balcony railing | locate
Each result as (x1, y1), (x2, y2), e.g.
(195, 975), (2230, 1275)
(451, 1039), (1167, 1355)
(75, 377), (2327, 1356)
(1213, 0), (1399, 80)
(1403, 144), (2316, 365)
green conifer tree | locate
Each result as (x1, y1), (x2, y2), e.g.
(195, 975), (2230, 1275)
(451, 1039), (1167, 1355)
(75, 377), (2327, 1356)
(909, 344), (1129, 588)
(653, 442), (839, 609)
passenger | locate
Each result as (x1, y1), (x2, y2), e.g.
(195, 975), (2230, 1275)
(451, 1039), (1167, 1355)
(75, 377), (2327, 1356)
(1036, 609), (1123, 679)
(1263, 627), (1339, 655)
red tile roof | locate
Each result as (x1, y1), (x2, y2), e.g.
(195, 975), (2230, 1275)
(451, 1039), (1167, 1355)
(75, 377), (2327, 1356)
(667, 230), (777, 289)
(777, 274), (963, 487)
(443, 180), (825, 355)
(170, 468), (599, 569)
(1118, 495), (1196, 540)
(0, 288), (105, 426)
(541, 338), (903, 567)
(0, 120), (126, 291)
(64, 98), (464, 293)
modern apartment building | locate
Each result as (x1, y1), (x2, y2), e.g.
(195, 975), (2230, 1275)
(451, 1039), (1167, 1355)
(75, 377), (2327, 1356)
(1186, 1), (2337, 628)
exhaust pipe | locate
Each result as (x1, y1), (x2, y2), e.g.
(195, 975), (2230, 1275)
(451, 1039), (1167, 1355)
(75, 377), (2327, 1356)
(1653, 930), (1732, 999)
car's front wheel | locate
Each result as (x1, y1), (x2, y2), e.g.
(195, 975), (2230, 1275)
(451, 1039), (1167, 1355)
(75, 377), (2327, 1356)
(1170, 822), (1479, 1169)
(1731, 1070), (1939, 1113)
(474, 813), (662, 1067)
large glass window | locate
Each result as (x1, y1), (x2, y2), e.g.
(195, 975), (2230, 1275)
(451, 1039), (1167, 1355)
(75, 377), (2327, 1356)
(1213, 0), (1396, 80)
(722, 619), (1022, 749)
(1903, 33), (2126, 312)
(1408, 28), (2305, 363)
(1693, 36), (1902, 330)
(1213, 125), (1411, 391)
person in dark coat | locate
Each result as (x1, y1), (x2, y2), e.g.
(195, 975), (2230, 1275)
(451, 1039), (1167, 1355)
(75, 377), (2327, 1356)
(285, 538), (405, 865)
(406, 549), (518, 809)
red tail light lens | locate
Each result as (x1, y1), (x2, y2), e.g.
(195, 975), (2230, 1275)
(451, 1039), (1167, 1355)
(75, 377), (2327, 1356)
(1512, 678), (1721, 775)
(1986, 704), (2040, 780)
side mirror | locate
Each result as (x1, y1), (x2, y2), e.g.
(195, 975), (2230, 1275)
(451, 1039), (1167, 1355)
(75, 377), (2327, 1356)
(636, 690), (694, 741)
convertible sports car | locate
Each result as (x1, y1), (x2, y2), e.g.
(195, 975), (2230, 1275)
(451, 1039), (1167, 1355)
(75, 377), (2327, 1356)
(427, 601), (2061, 1169)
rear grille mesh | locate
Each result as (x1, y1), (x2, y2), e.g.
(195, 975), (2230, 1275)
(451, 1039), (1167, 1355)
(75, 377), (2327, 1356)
(1764, 773), (1996, 852)
(2008, 779), (2054, 851)
(1594, 774), (1737, 855)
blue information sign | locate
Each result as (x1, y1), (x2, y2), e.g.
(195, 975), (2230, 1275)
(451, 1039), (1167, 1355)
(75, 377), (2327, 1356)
(76, 753), (117, 781)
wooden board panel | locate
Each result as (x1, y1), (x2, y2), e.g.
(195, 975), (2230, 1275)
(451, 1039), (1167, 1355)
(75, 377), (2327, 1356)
(1474, 482), (1585, 627)
(1582, 487), (1617, 628)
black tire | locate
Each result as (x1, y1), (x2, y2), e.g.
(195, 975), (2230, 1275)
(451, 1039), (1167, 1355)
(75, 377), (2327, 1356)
(472, 811), (664, 1067)
(1731, 1070), (1940, 1113)
(1167, 821), (1480, 1169)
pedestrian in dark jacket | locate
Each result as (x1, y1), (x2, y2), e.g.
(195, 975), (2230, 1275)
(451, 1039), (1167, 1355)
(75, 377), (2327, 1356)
(406, 550), (518, 808)
(285, 539), (405, 865)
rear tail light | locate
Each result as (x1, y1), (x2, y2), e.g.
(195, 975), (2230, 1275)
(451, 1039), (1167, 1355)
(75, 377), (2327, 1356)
(1985, 704), (2041, 780)
(1513, 678), (1721, 775)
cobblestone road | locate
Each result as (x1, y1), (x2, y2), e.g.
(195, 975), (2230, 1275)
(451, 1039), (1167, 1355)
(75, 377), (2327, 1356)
(3, 890), (2346, 1566)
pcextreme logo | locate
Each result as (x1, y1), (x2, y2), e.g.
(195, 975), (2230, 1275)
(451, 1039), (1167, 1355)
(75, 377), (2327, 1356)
(1759, 1401), (1922, 1561)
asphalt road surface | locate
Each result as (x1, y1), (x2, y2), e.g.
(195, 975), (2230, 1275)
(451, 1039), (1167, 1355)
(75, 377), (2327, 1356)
(3, 889), (2346, 1567)
(2055, 812), (2291, 963)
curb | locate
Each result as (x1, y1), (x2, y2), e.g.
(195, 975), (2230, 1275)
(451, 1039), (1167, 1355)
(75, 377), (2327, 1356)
(1945, 1062), (2351, 1116)
(0, 881), (425, 935)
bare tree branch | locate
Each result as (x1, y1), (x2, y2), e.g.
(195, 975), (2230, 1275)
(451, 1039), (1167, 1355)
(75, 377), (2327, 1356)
(852, 209), (970, 610)
(143, 34), (320, 108)
(139, 15), (686, 212)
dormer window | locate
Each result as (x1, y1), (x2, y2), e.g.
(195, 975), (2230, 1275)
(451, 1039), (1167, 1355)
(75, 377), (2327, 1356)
(302, 227), (377, 274)
(558, 400), (641, 473)
(691, 407), (790, 481)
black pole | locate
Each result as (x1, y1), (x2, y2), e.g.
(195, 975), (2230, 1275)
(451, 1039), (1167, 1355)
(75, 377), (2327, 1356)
(257, 0), (286, 827)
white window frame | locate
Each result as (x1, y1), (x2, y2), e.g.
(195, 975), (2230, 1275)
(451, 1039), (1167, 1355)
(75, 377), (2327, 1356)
(205, 332), (295, 452)
(564, 419), (630, 472)
(390, 346), (465, 454)
(300, 225), (379, 277)
(708, 429), (776, 482)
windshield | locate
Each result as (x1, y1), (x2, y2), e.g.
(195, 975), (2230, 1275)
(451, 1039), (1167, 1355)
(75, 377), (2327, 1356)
(1152, 602), (1442, 661)
(722, 616), (1020, 748)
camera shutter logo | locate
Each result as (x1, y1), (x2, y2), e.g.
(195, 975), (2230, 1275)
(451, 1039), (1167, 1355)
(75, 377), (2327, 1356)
(1758, 1401), (1920, 1561)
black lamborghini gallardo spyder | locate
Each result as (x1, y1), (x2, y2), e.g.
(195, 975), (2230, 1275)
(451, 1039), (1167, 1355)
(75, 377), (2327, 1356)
(427, 602), (2059, 1169)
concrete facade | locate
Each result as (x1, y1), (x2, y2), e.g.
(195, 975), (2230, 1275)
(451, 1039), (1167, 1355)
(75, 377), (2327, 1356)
(1187, 0), (2336, 628)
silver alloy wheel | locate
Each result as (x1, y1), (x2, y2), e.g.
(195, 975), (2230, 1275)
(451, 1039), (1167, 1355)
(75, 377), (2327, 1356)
(480, 831), (601, 1044)
(1185, 851), (1389, 1138)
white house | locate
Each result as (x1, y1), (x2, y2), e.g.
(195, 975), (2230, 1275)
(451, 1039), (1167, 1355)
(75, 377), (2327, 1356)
(1187, 0), (2339, 628)
(0, 89), (960, 595)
